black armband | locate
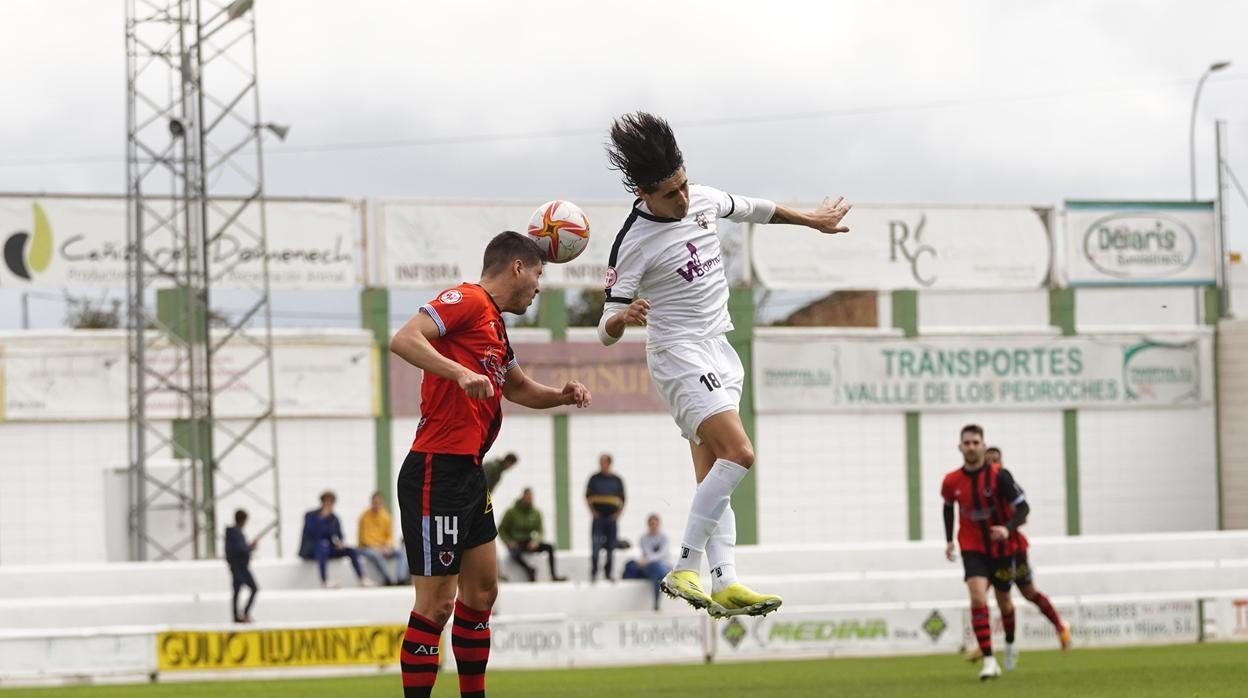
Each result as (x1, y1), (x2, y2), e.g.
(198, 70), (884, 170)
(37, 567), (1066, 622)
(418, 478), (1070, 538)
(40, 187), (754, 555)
(1005, 500), (1030, 531)
(943, 503), (955, 543)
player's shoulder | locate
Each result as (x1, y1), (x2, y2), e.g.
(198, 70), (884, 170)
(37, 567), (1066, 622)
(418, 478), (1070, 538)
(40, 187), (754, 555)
(434, 282), (485, 306)
(608, 207), (652, 262)
(689, 183), (726, 200)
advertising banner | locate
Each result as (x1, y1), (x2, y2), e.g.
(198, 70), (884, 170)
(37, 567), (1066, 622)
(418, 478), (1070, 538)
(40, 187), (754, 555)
(972, 599), (1201, 649)
(0, 196), (361, 289)
(0, 332), (375, 421)
(754, 332), (1211, 413)
(486, 614), (707, 669)
(390, 340), (665, 416)
(377, 200), (633, 289)
(156, 625), (406, 671)
(751, 205), (1051, 290)
(714, 606), (963, 659)
(1208, 596), (1248, 642)
(1063, 201), (1216, 286)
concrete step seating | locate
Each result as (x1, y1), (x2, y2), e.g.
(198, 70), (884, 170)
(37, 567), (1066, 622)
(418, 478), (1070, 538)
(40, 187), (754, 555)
(0, 536), (1243, 631)
(4, 531), (1247, 601)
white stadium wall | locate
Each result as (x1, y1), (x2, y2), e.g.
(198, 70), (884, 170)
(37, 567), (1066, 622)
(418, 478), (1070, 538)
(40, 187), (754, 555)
(1075, 287), (1205, 329)
(918, 411), (1067, 541)
(756, 413), (908, 544)
(566, 414), (698, 555)
(1078, 407), (1218, 534)
(919, 290), (1052, 331)
(0, 417), (378, 565)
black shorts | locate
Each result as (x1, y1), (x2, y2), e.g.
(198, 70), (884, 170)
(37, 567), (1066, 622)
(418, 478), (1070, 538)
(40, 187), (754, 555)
(398, 451), (497, 576)
(962, 551), (1033, 592)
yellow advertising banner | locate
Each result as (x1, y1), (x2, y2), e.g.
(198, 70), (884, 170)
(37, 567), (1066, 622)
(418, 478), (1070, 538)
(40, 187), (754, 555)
(157, 625), (412, 671)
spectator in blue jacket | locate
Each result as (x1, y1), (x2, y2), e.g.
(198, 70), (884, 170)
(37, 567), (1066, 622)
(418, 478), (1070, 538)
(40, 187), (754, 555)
(225, 509), (258, 622)
(298, 491), (370, 588)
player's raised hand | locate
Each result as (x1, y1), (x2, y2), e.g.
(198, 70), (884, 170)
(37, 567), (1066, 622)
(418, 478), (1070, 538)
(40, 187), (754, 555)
(811, 196), (852, 235)
(561, 380), (591, 408)
(622, 298), (651, 326)
(458, 371), (495, 400)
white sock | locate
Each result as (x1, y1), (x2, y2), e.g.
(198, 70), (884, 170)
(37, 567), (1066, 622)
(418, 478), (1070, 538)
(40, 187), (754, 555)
(707, 503), (738, 593)
(675, 459), (748, 573)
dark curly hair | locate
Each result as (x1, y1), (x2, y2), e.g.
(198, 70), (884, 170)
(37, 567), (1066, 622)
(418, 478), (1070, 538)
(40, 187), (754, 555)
(605, 112), (684, 193)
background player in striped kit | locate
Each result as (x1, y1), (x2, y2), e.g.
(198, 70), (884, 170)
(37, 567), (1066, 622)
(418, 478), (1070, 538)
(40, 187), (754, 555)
(942, 424), (1072, 680)
(598, 112), (852, 618)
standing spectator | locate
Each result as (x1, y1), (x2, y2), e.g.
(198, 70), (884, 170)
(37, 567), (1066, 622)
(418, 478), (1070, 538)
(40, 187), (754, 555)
(498, 488), (566, 582)
(482, 452), (519, 494)
(298, 491), (370, 588)
(224, 509), (258, 623)
(585, 453), (626, 582)
(358, 492), (408, 586)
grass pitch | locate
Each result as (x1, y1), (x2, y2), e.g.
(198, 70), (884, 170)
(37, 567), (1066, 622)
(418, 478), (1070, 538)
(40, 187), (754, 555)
(3, 643), (1246, 697)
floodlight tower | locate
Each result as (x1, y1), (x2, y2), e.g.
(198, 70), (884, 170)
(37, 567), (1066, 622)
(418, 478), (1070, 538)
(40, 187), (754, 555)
(124, 0), (283, 560)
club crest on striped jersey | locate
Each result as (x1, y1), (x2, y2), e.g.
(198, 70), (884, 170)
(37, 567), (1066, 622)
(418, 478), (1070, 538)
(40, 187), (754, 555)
(479, 347), (507, 387)
(439, 289), (463, 304)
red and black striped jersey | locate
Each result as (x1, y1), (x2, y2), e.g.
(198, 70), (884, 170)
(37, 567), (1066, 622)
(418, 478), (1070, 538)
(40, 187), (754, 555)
(409, 283), (516, 460)
(941, 463), (1029, 557)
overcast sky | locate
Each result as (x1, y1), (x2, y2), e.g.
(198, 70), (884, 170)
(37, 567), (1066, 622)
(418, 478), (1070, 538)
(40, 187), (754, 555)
(1, 0), (1247, 328)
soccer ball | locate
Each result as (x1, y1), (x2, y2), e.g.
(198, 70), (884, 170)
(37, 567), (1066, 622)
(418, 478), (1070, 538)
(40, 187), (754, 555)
(527, 200), (590, 264)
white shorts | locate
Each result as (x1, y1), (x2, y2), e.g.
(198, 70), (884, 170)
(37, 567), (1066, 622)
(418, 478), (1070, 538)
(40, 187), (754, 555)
(647, 335), (744, 444)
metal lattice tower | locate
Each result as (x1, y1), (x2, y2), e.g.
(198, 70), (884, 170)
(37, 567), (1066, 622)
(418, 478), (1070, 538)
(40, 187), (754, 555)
(125, 0), (282, 560)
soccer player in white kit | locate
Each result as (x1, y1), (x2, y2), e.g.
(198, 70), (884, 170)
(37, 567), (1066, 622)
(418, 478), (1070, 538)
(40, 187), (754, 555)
(597, 112), (853, 617)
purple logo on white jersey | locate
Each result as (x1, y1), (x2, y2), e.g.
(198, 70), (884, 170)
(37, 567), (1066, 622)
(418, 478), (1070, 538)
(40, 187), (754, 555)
(675, 241), (721, 282)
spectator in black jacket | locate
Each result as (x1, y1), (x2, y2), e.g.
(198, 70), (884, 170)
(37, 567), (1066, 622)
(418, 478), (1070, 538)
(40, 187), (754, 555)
(225, 509), (258, 623)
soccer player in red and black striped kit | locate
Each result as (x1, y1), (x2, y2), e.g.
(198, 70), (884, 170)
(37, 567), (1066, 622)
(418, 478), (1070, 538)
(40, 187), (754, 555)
(389, 232), (591, 698)
(942, 424), (1071, 680)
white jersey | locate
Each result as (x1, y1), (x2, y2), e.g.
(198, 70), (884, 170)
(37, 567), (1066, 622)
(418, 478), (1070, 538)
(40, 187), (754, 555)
(601, 184), (775, 349)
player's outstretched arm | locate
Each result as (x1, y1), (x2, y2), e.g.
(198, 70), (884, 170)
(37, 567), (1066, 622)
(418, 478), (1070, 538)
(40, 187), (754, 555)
(502, 365), (591, 410)
(767, 196), (853, 235)
(390, 312), (494, 399)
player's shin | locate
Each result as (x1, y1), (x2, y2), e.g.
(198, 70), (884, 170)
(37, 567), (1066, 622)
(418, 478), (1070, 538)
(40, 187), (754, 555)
(676, 459), (748, 572)
(706, 503), (738, 592)
(401, 612), (443, 698)
(971, 605), (993, 657)
(452, 600), (491, 698)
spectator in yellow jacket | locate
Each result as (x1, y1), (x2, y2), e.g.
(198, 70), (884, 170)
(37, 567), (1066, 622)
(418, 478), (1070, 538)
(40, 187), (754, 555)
(358, 492), (408, 586)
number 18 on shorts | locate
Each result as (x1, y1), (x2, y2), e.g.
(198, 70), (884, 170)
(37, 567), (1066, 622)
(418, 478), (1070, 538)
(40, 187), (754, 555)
(648, 335), (744, 443)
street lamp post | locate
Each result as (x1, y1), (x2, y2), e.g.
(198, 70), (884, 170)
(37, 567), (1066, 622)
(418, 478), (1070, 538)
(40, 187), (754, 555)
(1190, 61), (1231, 200)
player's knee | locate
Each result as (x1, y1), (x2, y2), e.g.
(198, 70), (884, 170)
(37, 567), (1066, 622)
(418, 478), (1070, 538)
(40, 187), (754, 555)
(718, 444), (754, 469)
(469, 584), (498, 611)
(424, 598), (455, 627)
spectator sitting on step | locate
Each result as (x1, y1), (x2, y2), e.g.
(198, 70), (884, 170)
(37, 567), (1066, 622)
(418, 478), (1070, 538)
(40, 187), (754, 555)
(622, 513), (672, 611)
(298, 490), (371, 588)
(358, 491), (409, 586)
(497, 487), (566, 582)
